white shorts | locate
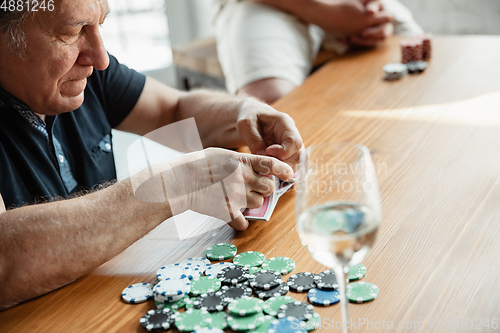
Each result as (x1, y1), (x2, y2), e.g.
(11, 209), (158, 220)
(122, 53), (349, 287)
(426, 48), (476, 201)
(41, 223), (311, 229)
(214, 1), (324, 94)
(214, 0), (423, 94)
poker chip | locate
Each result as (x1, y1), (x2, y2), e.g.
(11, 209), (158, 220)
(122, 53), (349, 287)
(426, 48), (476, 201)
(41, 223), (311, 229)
(249, 266), (263, 275)
(254, 280), (289, 300)
(185, 297), (197, 310)
(217, 266), (250, 285)
(194, 327), (224, 333)
(383, 63), (408, 81)
(190, 276), (221, 296)
(346, 281), (379, 303)
(156, 263), (194, 281)
(140, 308), (178, 332)
(121, 283), (153, 304)
(154, 278), (191, 298)
(268, 317), (307, 333)
(261, 257), (295, 275)
(305, 312), (321, 331)
(248, 315), (275, 333)
(406, 60), (428, 74)
(313, 270), (338, 290)
(263, 296), (296, 316)
(227, 296), (264, 316)
(155, 295), (188, 310)
(401, 37), (423, 64)
(277, 301), (314, 321)
(175, 308), (212, 332)
(194, 292), (229, 312)
(181, 257), (212, 273)
(205, 243), (237, 261)
(209, 311), (229, 330)
(348, 263), (367, 282)
(233, 251), (266, 267)
(287, 272), (316, 292)
(307, 288), (340, 306)
(248, 270), (282, 290)
(219, 284), (253, 301)
(421, 33), (432, 59)
(227, 312), (266, 331)
(205, 262), (235, 277)
(154, 291), (185, 303)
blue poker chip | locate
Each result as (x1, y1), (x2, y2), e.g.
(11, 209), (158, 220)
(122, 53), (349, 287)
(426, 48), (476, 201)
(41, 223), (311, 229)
(157, 263), (195, 281)
(180, 257), (211, 273)
(268, 317), (307, 333)
(307, 288), (340, 306)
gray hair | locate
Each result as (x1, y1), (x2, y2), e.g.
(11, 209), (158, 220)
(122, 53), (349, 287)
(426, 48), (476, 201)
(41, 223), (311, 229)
(0, 7), (35, 59)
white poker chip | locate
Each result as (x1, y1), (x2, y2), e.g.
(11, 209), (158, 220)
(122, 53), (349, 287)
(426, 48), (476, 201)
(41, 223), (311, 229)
(157, 263), (195, 281)
(180, 257), (212, 273)
(205, 262), (235, 277)
(154, 279), (191, 298)
(194, 328), (224, 333)
(121, 283), (153, 304)
(154, 292), (185, 303)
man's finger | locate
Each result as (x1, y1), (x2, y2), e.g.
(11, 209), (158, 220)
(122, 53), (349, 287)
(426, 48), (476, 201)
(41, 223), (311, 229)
(361, 25), (386, 40)
(227, 212), (249, 231)
(350, 35), (378, 47)
(365, 1), (380, 14)
(237, 118), (268, 155)
(248, 155), (293, 181)
(367, 12), (393, 27)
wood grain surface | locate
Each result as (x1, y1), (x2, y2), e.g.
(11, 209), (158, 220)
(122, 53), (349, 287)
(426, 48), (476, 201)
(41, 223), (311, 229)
(1, 35), (500, 332)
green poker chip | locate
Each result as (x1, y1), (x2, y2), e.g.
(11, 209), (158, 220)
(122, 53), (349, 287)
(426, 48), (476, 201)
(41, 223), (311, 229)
(155, 295), (188, 310)
(175, 308), (212, 332)
(249, 266), (263, 275)
(227, 312), (266, 331)
(209, 311), (228, 330)
(263, 296), (296, 316)
(346, 281), (379, 303)
(348, 263), (366, 281)
(206, 243), (237, 261)
(190, 276), (222, 296)
(228, 297), (264, 316)
(305, 312), (321, 331)
(185, 297), (197, 309)
(248, 315), (275, 333)
(261, 257), (295, 275)
(233, 251), (265, 267)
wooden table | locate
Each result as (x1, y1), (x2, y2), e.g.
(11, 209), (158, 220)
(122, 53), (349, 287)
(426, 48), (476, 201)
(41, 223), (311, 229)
(2, 35), (500, 332)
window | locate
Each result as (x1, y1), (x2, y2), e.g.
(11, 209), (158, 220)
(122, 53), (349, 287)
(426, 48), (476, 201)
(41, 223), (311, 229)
(100, 0), (172, 73)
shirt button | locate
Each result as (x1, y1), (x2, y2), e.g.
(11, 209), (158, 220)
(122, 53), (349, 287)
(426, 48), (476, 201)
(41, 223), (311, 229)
(59, 154), (65, 163)
(105, 143), (112, 150)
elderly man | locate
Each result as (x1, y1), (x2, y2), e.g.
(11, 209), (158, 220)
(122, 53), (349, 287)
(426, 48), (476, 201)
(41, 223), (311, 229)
(215, 0), (424, 103)
(0, 0), (303, 309)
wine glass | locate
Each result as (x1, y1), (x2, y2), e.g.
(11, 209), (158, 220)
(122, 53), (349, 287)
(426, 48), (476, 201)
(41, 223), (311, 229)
(295, 142), (382, 333)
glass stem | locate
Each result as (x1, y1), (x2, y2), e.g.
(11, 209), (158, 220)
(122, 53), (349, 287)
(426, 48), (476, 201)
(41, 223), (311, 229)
(334, 265), (350, 333)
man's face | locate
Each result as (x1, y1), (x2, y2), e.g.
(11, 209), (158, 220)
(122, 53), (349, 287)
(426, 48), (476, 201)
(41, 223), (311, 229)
(0, 0), (110, 115)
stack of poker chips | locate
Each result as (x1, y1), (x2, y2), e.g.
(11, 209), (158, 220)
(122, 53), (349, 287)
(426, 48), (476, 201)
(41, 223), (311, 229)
(383, 63), (409, 80)
(401, 34), (432, 64)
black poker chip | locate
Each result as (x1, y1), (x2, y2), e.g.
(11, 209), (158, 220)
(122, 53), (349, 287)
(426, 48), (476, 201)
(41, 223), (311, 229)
(313, 270), (338, 290)
(254, 280), (289, 300)
(217, 265), (250, 286)
(406, 60), (428, 73)
(277, 301), (314, 321)
(219, 284), (253, 301)
(139, 308), (177, 332)
(193, 291), (229, 312)
(248, 270), (282, 290)
(287, 272), (316, 292)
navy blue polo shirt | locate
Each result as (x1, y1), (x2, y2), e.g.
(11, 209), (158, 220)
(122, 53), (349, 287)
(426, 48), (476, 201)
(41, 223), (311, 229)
(0, 54), (146, 209)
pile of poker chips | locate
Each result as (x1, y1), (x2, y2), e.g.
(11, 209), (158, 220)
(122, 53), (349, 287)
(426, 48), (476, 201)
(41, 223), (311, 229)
(401, 34), (432, 63)
(121, 242), (380, 332)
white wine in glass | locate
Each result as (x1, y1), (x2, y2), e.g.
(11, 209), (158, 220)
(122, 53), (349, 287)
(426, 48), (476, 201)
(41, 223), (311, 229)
(296, 142), (382, 333)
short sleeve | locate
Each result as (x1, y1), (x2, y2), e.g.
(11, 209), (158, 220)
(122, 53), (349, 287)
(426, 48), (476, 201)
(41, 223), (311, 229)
(91, 54), (147, 128)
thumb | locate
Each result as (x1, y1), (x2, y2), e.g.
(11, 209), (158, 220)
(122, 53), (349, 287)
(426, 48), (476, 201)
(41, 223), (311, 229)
(227, 211), (249, 231)
(237, 119), (268, 155)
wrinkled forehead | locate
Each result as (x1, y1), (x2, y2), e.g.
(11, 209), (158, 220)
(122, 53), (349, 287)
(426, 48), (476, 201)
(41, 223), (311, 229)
(48, 0), (109, 26)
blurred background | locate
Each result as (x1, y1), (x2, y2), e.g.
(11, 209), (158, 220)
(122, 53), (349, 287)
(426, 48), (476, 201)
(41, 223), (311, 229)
(99, 0), (500, 90)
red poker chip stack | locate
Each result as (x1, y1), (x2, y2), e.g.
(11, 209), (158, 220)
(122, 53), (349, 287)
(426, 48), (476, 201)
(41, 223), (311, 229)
(400, 37), (424, 64)
(421, 33), (432, 59)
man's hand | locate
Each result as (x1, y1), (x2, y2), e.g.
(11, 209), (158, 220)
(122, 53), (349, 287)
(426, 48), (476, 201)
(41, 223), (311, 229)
(236, 98), (304, 169)
(140, 148), (293, 231)
(350, 22), (394, 47)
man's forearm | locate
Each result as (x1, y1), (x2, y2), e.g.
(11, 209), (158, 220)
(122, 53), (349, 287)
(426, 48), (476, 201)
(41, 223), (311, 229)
(0, 176), (171, 310)
(174, 90), (246, 149)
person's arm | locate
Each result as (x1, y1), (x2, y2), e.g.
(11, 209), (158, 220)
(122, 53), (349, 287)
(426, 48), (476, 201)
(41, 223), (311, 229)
(115, 77), (303, 167)
(249, 0), (393, 36)
(0, 177), (171, 310)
